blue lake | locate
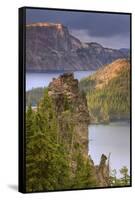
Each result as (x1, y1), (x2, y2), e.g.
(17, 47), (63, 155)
(88, 122), (130, 177)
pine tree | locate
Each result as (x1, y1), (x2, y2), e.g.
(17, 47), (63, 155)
(26, 89), (71, 192)
(26, 105), (35, 137)
(120, 166), (130, 186)
(72, 152), (97, 189)
(109, 167), (130, 187)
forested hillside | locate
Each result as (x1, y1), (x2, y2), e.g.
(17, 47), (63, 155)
(79, 59), (130, 123)
(26, 87), (45, 106)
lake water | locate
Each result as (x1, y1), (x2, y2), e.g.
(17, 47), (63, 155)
(26, 71), (130, 178)
(26, 71), (94, 91)
(88, 122), (130, 177)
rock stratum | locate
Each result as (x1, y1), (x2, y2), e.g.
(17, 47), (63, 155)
(26, 22), (128, 72)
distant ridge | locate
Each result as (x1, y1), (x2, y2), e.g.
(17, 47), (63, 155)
(26, 22), (129, 72)
(79, 58), (130, 123)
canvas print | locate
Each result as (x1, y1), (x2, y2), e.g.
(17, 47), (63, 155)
(19, 7), (131, 193)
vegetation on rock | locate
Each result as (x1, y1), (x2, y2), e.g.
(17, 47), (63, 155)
(26, 75), (98, 192)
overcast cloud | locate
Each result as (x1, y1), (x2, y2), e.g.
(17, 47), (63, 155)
(26, 8), (130, 49)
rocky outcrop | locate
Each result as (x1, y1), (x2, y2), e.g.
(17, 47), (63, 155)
(26, 22), (127, 72)
(95, 154), (110, 187)
(48, 73), (90, 155)
(48, 73), (110, 187)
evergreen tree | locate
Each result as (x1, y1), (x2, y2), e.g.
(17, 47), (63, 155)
(120, 166), (130, 186)
(72, 152), (97, 189)
(26, 105), (35, 136)
(109, 167), (130, 187)
(26, 89), (71, 192)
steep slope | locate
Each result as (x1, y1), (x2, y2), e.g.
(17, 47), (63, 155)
(26, 22), (127, 72)
(79, 59), (130, 123)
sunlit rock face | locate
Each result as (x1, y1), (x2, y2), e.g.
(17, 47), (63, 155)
(26, 23), (127, 72)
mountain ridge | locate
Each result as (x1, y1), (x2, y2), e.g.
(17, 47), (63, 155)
(79, 58), (130, 123)
(88, 58), (130, 89)
(26, 22), (128, 72)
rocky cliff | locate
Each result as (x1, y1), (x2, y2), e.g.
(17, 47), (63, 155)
(48, 73), (90, 155)
(26, 22), (127, 72)
(48, 73), (110, 187)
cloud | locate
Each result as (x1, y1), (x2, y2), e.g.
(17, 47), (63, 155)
(70, 29), (91, 42)
(69, 13), (130, 37)
(26, 9), (130, 49)
(27, 9), (130, 36)
(70, 29), (130, 49)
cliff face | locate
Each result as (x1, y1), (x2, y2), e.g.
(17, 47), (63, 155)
(48, 73), (110, 186)
(26, 22), (127, 72)
(48, 73), (90, 155)
(96, 154), (110, 187)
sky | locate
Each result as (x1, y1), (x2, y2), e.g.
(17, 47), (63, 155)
(26, 8), (130, 49)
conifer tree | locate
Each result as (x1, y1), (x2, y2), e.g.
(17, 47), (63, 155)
(120, 166), (130, 186)
(26, 105), (35, 136)
(72, 152), (97, 189)
(26, 89), (71, 192)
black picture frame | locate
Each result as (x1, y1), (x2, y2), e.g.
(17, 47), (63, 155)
(19, 6), (132, 193)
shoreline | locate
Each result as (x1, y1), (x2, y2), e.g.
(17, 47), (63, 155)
(90, 118), (130, 125)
